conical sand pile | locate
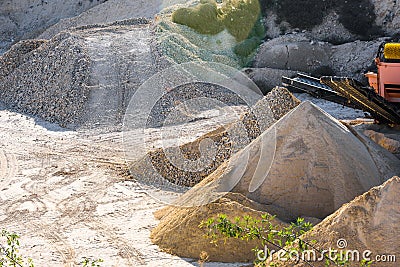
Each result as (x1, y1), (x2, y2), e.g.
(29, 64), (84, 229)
(227, 101), (400, 219)
(171, 101), (400, 218)
(151, 192), (289, 262)
(151, 101), (400, 263)
(276, 176), (400, 267)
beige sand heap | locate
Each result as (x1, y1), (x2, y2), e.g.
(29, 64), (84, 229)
(171, 101), (400, 218)
(364, 129), (400, 154)
(151, 101), (400, 263)
(151, 192), (288, 263)
(227, 101), (400, 219)
(130, 87), (300, 187)
(280, 176), (399, 267)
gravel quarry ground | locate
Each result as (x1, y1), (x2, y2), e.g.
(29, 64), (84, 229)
(1, 0), (400, 266)
(0, 101), (248, 267)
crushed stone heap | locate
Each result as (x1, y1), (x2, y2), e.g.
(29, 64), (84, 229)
(151, 101), (400, 263)
(0, 18), (155, 128)
(130, 87), (300, 187)
(0, 32), (90, 126)
(39, 0), (161, 39)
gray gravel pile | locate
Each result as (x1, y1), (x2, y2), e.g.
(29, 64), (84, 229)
(0, 18), (156, 129)
(73, 17), (151, 31)
(0, 32), (90, 127)
(77, 19), (156, 130)
(130, 87), (300, 187)
(39, 0), (160, 40)
(0, 40), (46, 78)
(146, 82), (247, 128)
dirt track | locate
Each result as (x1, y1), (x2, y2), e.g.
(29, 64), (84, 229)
(0, 102), (244, 266)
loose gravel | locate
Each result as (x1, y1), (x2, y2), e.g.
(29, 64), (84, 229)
(131, 87), (301, 187)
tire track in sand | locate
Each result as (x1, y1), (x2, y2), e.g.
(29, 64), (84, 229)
(29, 222), (76, 267)
(54, 173), (146, 265)
(0, 148), (18, 191)
(85, 221), (146, 266)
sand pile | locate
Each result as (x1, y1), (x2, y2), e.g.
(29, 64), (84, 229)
(187, 101), (399, 219)
(283, 176), (400, 267)
(151, 192), (289, 262)
(130, 87), (300, 187)
(151, 101), (400, 263)
(364, 129), (400, 154)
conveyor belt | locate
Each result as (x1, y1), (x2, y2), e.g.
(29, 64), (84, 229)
(321, 76), (400, 125)
(282, 73), (357, 108)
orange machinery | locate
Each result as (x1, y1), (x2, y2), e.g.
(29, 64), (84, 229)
(365, 42), (400, 103)
(284, 42), (400, 124)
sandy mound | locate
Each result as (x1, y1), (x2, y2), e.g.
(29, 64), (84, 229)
(364, 129), (400, 154)
(227, 101), (399, 219)
(168, 101), (400, 218)
(130, 87), (300, 187)
(151, 101), (400, 263)
(284, 176), (400, 267)
(228, 102), (400, 218)
(151, 192), (288, 263)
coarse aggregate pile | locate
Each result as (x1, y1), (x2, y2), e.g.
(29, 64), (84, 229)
(0, 18), (156, 128)
(130, 87), (300, 187)
(0, 32), (90, 126)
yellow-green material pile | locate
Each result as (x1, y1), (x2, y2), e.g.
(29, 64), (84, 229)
(153, 0), (265, 67)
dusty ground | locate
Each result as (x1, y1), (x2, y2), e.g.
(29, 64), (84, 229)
(1, 1), (400, 266)
(0, 101), (246, 267)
